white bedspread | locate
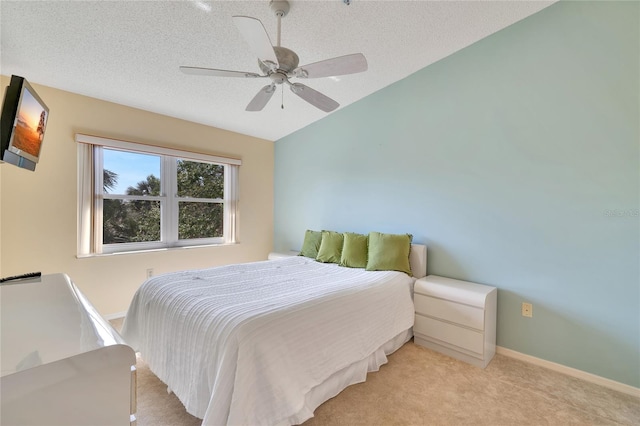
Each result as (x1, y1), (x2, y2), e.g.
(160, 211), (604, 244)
(122, 256), (415, 425)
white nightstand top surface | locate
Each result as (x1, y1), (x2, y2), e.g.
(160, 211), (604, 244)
(414, 275), (496, 308)
(268, 251), (300, 260)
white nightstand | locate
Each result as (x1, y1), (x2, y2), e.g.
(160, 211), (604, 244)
(267, 251), (299, 260)
(413, 275), (497, 368)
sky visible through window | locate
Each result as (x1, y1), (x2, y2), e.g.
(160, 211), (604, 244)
(103, 148), (160, 194)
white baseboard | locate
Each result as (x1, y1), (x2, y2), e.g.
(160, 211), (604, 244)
(496, 346), (640, 398)
(103, 311), (126, 321)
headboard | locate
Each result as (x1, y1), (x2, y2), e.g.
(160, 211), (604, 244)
(410, 244), (427, 279)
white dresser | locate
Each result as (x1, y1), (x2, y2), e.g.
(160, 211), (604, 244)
(1, 273), (137, 425)
(413, 275), (497, 368)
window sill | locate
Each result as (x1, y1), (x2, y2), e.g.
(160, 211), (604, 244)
(76, 242), (239, 259)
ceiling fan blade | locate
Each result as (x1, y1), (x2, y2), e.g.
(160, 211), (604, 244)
(293, 53), (368, 79)
(232, 16), (278, 69)
(180, 66), (263, 78)
(246, 84), (276, 111)
(289, 83), (339, 113)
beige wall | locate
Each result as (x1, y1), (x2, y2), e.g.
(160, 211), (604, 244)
(0, 75), (274, 315)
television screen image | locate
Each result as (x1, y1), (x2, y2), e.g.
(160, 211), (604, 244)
(12, 87), (48, 159)
(0, 75), (49, 171)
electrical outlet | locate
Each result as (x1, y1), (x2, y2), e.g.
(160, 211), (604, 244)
(522, 302), (533, 318)
(146, 268), (154, 278)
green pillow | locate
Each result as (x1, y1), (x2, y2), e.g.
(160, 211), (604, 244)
(316, 231), (344, 263)
(299, 230), (322, 258)
(340, 232), (368, 268)
(366, 232), (413, 275)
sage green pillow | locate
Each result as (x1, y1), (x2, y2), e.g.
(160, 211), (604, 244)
(340, 232), (368, 268)
(366, 232), (413, 275)
(316, 231), (344, 263)
(299, 230), (322, 258)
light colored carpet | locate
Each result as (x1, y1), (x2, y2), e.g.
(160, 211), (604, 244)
(110, 319), (639, 425)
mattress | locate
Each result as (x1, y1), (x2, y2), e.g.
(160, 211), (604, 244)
(121, 256), (415, 425)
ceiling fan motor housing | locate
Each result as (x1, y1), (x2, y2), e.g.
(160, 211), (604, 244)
(259, 46), (299, 77)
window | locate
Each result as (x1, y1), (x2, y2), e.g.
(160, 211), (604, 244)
(77, 134), (240, 255)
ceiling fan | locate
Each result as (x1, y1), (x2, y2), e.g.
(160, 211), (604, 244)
(180, 0), (367, 113)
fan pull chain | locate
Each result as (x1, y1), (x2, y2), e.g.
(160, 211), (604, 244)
(281, 85), (284, 109)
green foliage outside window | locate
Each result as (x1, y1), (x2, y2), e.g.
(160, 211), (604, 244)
(177, 160), (224, 239)
(102, 160), (224, 244)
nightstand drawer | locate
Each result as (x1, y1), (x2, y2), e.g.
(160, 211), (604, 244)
(414, 314), (484, 355)
(414, 293), (484, 331)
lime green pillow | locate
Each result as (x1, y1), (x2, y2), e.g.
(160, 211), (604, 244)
(340, 232), (368, 268)
(316, 231), (344, 263)
(299, 230), (322, 258)
(366, 232), (413, 275)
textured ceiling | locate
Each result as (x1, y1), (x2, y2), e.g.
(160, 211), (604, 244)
(0, 1), (554, 141)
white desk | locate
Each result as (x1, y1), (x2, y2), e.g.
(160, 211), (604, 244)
(1, 273), (137, 425)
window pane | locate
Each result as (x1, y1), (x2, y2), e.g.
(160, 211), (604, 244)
(103, 148), (161, 195)
(178, 202), (223, 239)
(103, 199), (161, 244)
(177, 160), (224, 199)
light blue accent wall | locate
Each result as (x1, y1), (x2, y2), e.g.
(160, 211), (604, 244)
(274, 1), (639, 387)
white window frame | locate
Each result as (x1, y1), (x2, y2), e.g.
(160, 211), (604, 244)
(76, 134), (240, 256)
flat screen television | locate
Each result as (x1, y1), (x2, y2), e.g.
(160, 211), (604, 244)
(0, 75), (49, 171)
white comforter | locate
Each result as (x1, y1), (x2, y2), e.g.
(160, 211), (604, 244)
(122, 256), (415, 425)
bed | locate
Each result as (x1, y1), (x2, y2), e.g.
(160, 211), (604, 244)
(121, 244), (427, 426)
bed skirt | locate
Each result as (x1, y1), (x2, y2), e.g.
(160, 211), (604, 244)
(282, 328), (413, 426)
